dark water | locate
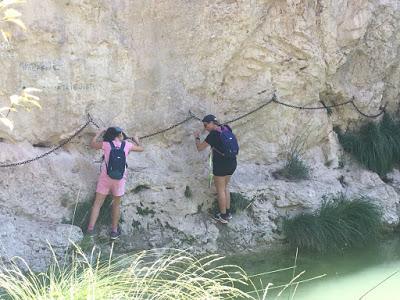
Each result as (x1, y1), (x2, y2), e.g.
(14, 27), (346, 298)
(223, 237), (400, 299)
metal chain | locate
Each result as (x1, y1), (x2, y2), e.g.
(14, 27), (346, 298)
(0, 117), (96, 168)
(188, 94), (275, 124)
(350, 97), (386, 118)
(138, 115), (194, 140)
(188, 92), (385, 124)
(226, 97), (275, 124)
(272, 96), (385, 118)
(272, 98), (353, 110)
(0, 92), (387, 168)
(87, 113), (100, 129)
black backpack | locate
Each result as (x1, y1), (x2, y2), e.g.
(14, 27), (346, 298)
(105, 141), (127, 180)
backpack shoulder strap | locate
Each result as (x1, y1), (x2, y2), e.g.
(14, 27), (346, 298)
(120, 141), (126, 150)
(212, 147), (225, 156)
(109, 141), (115, 149)
(221, 124), (232, 132)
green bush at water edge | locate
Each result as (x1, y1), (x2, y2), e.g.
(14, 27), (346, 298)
(283, 195), (383, 253)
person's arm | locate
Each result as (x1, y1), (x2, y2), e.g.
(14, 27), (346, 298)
(90, 128), (105, 149)
(194, 131), (209, 152)
(130, 134), (144, 152)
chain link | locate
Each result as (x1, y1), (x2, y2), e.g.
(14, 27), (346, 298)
(272, 95), (386, 118)
(0, 92), (387, 168)
(188, 94), (275, 124)
(350, 97), (386, 118)
(138, 116), (194, 140)
(272, 98), (353, 110)
(0, 118), (94, 168)
(87, 113), (100, 129)
(226, 97), (275, 124)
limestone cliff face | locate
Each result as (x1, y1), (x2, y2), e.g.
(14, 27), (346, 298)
(1, 0), (400, 270)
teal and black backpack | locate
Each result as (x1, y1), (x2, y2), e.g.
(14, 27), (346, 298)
(105, 141), (126, 180)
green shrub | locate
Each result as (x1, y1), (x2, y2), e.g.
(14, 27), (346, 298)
(273, 154), (310, 181)
(283, 195), (382, 253)
(336, 114), (400, 176)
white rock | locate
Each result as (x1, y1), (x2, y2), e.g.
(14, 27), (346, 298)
(0, 0), (399, 270)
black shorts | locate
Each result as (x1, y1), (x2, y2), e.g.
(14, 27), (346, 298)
(213, 159), (237, 176)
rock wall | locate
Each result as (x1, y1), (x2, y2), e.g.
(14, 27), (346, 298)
(1, 0), (400, 270)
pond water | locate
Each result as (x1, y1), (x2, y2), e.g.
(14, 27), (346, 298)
(223, 236), (400, 299)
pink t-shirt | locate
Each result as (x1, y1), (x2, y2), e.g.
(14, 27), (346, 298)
(100, 140), (134, 179)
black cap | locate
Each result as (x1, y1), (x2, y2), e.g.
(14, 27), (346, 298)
(202, 114), (217, 123)
(114, 127), (123, 133)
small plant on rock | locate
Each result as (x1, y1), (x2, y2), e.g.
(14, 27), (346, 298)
(230, 192), (254, 213)
(273, 154), (310, 181)
(66, 195), (120, 231)
(137, 206), (155, 217)
(273, 129), (311, 181)
(184, 185), (192, 198)
(211, 192), (253, 214)
(131, 184), (150, 194)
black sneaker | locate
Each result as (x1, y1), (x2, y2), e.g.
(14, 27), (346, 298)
(213, 213), (228, 224)
(110, 227), (121, 240)
(226, 212), (232, 220)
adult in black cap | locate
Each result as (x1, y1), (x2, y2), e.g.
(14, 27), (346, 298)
(194, 114), (238, 224)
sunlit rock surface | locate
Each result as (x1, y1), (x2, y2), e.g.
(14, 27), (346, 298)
(1, 0), (400, 270)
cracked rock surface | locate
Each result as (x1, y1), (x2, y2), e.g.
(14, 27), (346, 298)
(1, 0), (400, 270)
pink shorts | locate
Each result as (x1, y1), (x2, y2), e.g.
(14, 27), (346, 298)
(96, 173), (126, 197)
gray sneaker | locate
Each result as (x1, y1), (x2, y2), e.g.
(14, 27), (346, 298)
(86, 229), (95, 237)
(110, 227), (121, 240)
(213, 213), (228, 224)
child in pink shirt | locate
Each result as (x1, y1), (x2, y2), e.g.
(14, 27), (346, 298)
(87, 127), (144, 240)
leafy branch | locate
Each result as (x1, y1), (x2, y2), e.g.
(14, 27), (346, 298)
(0, 0), (42, 131)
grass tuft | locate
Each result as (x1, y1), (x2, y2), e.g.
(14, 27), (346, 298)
(273, 154), (310, 181)
(336, 114), (400, 176)
(64, 195), (122, 231)
(0, 245), (326, 300)
(211, 192), (253, 214)
(0, 246), (255, 299)
(273, 128), (311, 181)
(283, 194), (382, 253)
(230, 192), (254, 213)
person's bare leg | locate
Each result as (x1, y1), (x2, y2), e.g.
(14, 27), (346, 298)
(214, 176), (227, 214)
(225, 176), (231, 211)
(87, 193), (107, 231)
(111, 196), (121, 232)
